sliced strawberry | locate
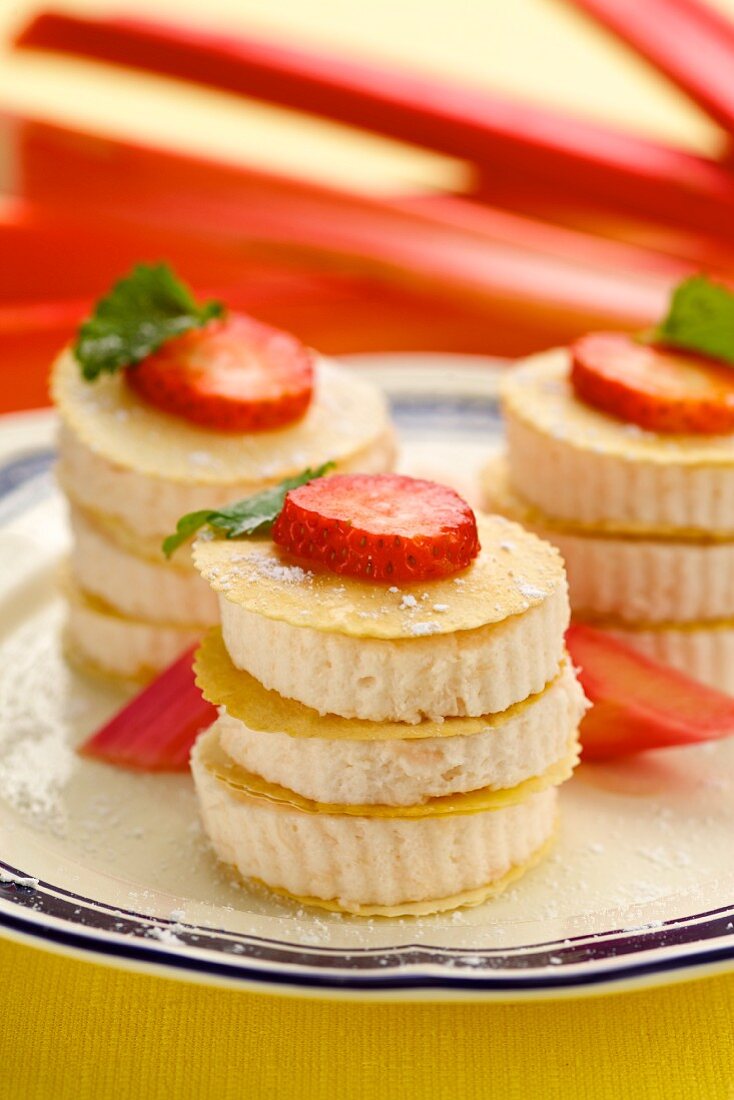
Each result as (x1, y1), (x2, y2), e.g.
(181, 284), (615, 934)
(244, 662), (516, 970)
(566, 623), (734, 761)
(79, 646), (217, 770)
(126, 312), (314, 431)
(272, 473), (480, 583)
(570, 332), (734, 434)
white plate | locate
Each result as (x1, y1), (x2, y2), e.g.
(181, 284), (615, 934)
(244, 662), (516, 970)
(2, 356), (734, 1001)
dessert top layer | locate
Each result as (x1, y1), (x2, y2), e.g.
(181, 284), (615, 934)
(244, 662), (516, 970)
(503, 349), (734, 466)
(52, 351), (390, 485)
(193, 514), (566, 639)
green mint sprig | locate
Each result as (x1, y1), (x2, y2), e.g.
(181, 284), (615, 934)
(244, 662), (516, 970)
(74, 263), (225, 381)
(162, 463), (335, 558)
(652, 275), (734, 365)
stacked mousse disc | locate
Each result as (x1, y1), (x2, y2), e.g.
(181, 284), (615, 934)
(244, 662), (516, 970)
(482, 348), (734, 692)
(51, 351), (396, 682)
(190, 504), (586, 916)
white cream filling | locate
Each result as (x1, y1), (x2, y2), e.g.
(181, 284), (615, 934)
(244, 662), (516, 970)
(70, 506), (219, 626)
(217, 662), (586, 805)
(65, 578), (200, 681)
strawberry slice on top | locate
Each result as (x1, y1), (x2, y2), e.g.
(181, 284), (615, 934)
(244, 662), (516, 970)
(126, 313), (315, 432)
(272, 473), (480, 583)
(570, 332), (734, 435)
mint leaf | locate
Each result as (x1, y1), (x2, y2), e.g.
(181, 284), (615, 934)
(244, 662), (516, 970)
(161, 510), (215, 559)
(162, 463), (335, 558)
(74, 262), (224, 381)
(653, 275), (734, 365)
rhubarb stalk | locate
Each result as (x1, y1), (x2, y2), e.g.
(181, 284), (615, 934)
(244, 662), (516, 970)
(14, 10), (734, 241)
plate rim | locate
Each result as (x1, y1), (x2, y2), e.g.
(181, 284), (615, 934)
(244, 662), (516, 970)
(3, 856), (734, 1001)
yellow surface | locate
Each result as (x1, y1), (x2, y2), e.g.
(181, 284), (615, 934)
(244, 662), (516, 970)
(195, 628), (570, 741)
(194, 515), (564, 638)
(199, 721), (578, 816)
(4, 0), (734, 1094)
(2, 936), (734, 1100)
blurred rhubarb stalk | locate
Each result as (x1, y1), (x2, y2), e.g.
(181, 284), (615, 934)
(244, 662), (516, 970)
(10, 1), (734, 393)
(6, 117), (686, 324)
(15, 10), (734, 243)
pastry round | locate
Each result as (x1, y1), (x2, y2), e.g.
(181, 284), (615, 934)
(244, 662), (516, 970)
(195, 630), (586, 804)
(502, 350), (734, 535)
(194, 514), (566, 640)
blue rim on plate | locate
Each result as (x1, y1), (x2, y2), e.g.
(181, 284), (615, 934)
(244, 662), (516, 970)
(3, 858), (734, 995)
(1, 368), (734, 999)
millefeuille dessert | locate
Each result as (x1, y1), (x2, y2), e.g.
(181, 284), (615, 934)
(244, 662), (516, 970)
(170, 471), (586, 916)
(52, 264), (396, 681)
(482, 275), (734, 692)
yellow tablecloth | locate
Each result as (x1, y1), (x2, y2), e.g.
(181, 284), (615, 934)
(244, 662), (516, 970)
(3, 1), (734, 1094)
(2, 938), (733, 1098)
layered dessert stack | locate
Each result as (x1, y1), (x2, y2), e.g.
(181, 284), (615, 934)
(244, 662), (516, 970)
(187, 472), (586, 915)
(51, 264), (395, 681)
(482, 277), (734, 693)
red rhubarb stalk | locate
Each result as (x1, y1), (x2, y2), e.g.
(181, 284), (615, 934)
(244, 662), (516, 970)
(567, 623), (734, 761)
(466, 176), (734, 278)
(14, 11), (734, 241)
(79, 646), (217, 771)
(14, 113), (695, 280)
(11, 117), (677, 329)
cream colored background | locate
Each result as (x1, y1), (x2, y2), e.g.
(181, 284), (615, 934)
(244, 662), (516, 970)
(1, 0), (733, 195)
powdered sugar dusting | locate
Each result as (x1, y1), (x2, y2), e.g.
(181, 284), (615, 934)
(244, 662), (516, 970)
(187, 450), (222, 470)
(409, 621), (442, 636)
(516, 581), (547, 601)
(251, 556), (313, 586)
(0, 611), (77, 832)
(147, 926), (185, 945)
(0, 869), (38, 888)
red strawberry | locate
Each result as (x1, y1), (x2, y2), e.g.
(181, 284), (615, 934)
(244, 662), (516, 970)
(272, 473), (480, 583)
(570, 332), (734, 434)
(566, 623), (734, 761)
(126, 313), (314, 431)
